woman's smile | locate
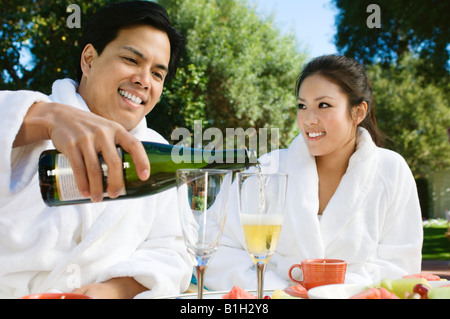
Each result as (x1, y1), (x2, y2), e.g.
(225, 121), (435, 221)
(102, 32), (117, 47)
(306, 130), (326, 140)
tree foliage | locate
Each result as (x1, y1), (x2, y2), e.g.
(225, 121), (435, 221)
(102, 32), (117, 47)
(1, 0), (447, 180)
(332, 0), (449, 179)
(333, 0), (450, 82)
(368, 54), (450, 179)
(152, 0), (305, 147)
(1, 0), (121, 93)
(1, 0), (305, 150)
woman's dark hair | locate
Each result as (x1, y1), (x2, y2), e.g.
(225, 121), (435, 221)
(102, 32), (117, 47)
(76, 1), (185, 82)
(295, 54), (383, 147)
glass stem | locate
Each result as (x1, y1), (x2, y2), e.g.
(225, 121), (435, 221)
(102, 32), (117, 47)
(256, 261), (267, 299)
(196, 265), (206, 299)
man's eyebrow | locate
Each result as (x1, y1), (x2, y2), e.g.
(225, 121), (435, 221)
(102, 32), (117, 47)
(122, 46), (169, 73)
(123, 46), (145, 59)
(156, 63), (169, 73)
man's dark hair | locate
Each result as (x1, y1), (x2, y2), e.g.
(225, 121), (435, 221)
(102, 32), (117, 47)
(77, 1), (184, 82)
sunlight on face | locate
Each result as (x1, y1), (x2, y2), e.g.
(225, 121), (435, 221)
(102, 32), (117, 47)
(297, 74), (358, 159)
(78, 25), (171, 131)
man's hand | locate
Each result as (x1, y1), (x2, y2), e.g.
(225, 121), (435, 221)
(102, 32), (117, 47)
(14, 101), (150, 202)
(71, 277), (148, 299)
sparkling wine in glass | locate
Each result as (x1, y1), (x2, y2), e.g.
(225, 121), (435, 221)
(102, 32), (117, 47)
(238, 172), (287, 299)
(176, 169), (232, 299)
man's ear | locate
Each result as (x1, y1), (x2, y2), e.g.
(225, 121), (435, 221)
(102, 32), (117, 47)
(79, 44), (98, 77)
(353, 101), (368, 126)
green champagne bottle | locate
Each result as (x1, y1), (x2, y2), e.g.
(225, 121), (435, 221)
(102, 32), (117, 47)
(38, 141), (257, 206)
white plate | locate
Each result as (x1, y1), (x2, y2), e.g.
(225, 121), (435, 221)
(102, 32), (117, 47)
(307, 283), (366, 299)
(307, 280), (449, 299)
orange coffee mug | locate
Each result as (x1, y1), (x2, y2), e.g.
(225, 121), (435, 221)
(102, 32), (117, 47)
(288, 258), (347, 290)
(21, 293), (92, 299)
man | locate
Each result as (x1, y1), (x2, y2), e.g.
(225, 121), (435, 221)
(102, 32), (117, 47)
(0, 1), (191, 298)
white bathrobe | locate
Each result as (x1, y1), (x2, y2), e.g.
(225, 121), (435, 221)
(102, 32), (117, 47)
(205, 128), (423, 290)
(0, 79), (192, 298)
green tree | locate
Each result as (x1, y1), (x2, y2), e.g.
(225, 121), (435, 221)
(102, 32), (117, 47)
(332, 0), (449, 216)
(333, 0), (450, 82)
(2, 0), (305, 150)
(368, 54), (450, 179)
(152, 0), (306, 147)
(1, 0), (122, 93)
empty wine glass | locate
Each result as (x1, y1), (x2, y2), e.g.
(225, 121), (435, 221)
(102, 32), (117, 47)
(237, 172), (288, 299)
(176, 169), (232, 299)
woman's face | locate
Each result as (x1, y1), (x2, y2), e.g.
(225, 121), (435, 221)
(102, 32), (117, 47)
(297, 74), (360, 160)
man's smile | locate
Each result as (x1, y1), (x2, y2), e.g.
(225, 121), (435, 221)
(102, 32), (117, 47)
(118, 88), (147, 109)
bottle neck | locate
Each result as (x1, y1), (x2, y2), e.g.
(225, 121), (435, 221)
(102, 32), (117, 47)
(140, 141), (257, 168)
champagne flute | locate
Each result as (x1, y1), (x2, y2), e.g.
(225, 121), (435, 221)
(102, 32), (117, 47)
(176, 169), (232, 299)
(237, 172), (288, 299)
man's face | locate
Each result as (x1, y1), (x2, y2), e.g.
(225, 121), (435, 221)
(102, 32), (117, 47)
(79, 24), (171, 131)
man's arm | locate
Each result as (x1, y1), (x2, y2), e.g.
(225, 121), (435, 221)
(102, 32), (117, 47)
(13, 101), (150, 202)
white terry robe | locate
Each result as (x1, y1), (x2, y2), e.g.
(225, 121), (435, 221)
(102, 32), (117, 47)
(0, 79), (192, 299)
(205, 128), (423, 291)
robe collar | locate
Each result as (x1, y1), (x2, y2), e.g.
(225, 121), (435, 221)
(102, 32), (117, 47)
(279, 128), (378, 259)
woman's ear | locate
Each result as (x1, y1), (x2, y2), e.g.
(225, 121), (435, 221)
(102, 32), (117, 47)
(79, 44), (97, 78)
(353, 101), (368, 126)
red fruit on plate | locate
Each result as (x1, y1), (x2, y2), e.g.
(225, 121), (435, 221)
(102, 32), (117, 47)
(349, 287), (381, 299)
(222, 286), (257, 299)
(403, 273), (441, 281)
(350, 287), (401, 299)
(284, 284), (309, 299)
(379, 287), (400, 299)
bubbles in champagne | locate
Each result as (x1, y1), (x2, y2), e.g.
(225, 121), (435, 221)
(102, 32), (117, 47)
(254, 163), (267, 214)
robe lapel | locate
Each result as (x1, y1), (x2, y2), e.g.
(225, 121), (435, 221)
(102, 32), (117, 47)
(320, 129), (378, 249)
(278, 135), (325, 259)
(277, 129), (378, 260)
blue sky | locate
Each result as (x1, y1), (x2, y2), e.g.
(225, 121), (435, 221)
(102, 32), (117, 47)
(250, 0), (339, 57)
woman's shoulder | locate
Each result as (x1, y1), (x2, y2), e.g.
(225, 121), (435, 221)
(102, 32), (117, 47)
(375, 147), (415, 182)
(377, 147), (409, 168)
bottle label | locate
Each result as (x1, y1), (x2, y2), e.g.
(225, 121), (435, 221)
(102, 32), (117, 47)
(55, 151), (126, 201)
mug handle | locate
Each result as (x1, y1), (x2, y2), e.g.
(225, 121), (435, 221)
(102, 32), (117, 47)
(288, 264), (304, 284)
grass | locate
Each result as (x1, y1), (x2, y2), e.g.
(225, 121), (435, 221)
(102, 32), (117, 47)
(422, 219), (450, 260)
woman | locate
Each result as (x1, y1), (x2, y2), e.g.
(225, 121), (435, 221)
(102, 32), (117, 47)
(205, 55), (423, 290)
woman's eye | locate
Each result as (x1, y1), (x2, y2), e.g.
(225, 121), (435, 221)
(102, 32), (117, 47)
(297, 103), (306, 110)
(319, 102), (330, 108)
